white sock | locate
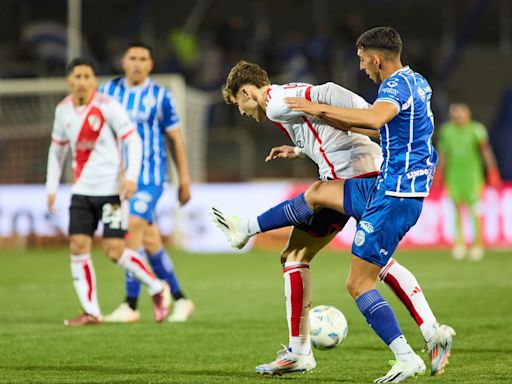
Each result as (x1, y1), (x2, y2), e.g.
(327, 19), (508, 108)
(70, 254), (100, 317)
(380, 258), (437, 341)
(117, 249), (164, 296)
(389, 335), (415, 362)
(284, 261), (311, 355)
(246, 218), (261, 236)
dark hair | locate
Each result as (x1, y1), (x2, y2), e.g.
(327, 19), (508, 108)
(124, 41), (153, 58)
(66, 57), (97, 75)
(356, 27), (402, 55)
(222, 60), (270, 104)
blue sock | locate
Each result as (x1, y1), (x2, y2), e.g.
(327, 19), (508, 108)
(125, 248), (146, 307)
(257, 193), (314, 232)
(355, 289), (403, 345)
(148, 248), (184, 300)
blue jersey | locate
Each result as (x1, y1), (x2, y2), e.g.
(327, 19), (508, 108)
(99, 77), (180, 187)
(376, 66), (437, 197)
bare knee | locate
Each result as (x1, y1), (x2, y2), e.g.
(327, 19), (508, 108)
(102, 239), (125, 262)
(280, 246), (316, 265)
(304, 181), (327, 211)
(69, 235), (91, 255)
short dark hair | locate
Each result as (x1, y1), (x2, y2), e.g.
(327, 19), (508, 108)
(222, 60), (270, 104)
(356, 27), (402, 55)
(66, 57), (97, 75)
(124, 41), (153, 58)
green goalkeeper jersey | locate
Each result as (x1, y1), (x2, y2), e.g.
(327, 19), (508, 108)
(438, 121), (487, 203)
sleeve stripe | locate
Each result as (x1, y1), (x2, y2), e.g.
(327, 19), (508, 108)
(305, 86), (312, 101)
(51, 138), (69, 145)
(164, 122), (180, 131)
(376, 98), (401, 113)
(120, 129), (135, 140)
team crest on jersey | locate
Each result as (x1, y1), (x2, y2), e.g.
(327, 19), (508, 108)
(142, 95), (156, 109)
(88, 115), (102, 131)
(354, 230), (365, 246)
(417, 87), (426, 102)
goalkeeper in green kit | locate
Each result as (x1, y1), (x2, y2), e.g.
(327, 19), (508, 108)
(437, 103), (501, 261)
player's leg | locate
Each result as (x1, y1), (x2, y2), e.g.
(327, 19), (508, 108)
(105, 186), (160, 322)
(143, 223), (195, 322)
(99, 196), (170, 322)
(210, 180), (346, 249)
(467, 201), (484, 261)
(452, 202), (466, 260)
(348, 190), (428, 382)
(256, 219), (341, 375)
(64, 195), (102, 326)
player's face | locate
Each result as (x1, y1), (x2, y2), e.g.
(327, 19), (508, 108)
(67, 65), (97, 104)
(122, 47), (153, 85)
(450, 104), (471, 125)
(231, 88), (266, 122)
(357, 48), (381, 84)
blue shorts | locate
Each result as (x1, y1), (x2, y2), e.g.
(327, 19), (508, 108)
(129, 184), (164, 224)
(343, 178), (423, 267)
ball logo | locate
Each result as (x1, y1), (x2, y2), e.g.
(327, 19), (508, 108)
(354, 229), (365, 246)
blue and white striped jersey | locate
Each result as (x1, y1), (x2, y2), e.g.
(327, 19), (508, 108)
(375, 66), (437, 197)
(99, 77), (180, 187)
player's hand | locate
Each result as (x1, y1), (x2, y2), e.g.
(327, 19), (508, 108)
(121, 180), (137, 200)
(178, 184), (191, 206)
(285, 97), (322, 116)
(265, 145), (298, 162)
(47, 193), (57, 213)
(487, 166), (502, 189)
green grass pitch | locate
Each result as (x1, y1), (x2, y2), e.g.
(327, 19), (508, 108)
(1, 247), (511, 383)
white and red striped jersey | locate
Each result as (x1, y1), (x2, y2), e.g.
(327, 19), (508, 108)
(266, 82), (382, 180)
(46, 91), (142, 196)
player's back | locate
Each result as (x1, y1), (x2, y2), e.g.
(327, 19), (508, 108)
(100, 77), (180, 187)
(376, 67), (437, 197)
(266, 83), (382, 180)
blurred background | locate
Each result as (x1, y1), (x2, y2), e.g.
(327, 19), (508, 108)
(0, 0), (511, 251)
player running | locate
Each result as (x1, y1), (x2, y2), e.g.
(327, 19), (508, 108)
(100, 42), (194, 323)
(211, 57), (454, 381)
(46, 58), (170, 326)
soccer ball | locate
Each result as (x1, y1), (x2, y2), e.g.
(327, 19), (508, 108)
(309, 305), (348, 350)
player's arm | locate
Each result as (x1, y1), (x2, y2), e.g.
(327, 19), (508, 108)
(477, 126), (501, 188)
(285, 96), (397, 130)
(166, 127), (191, 206)
(46, 108), (69, 213)
(107, 100), (142, 199)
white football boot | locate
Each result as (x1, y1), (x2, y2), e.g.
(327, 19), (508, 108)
(425, 323), (456, 376)
(103, 303), (140, 323)
(168, 298), (195, 322)
(374, 354), (426, 383)
(209, 206), (250, 249)
(451, 244), (466, 260)
(469, 246), (484, 261)
(255, 346), (316, 376)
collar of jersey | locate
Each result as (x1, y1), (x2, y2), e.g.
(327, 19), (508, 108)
(389, 65), (411, 78)
(121, 77), (151, 91)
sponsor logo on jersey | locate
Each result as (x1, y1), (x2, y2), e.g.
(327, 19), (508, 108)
(417, 87), (426, 102)
(406, 168), (434, 179)
(354, 230), (365, 246)
(386, 80), (398, 88)
(382, 87), (399, 95)
(360, 221), (374, 234)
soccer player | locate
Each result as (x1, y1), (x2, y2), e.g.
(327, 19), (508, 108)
(46, 57), (170, 326)
(437, 102), (501, 261)
(212, 57), (453, 381)
(100, 42), (194, 323)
